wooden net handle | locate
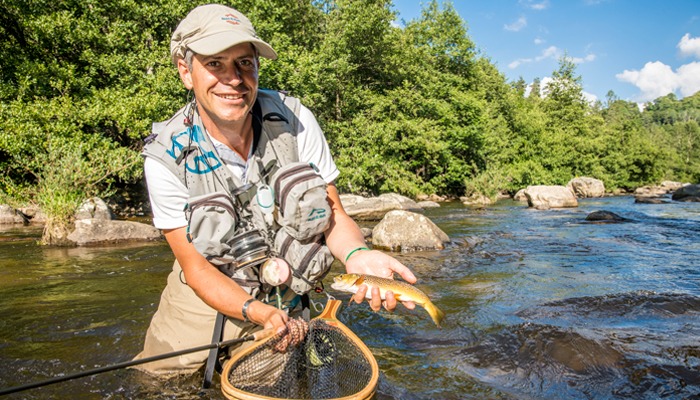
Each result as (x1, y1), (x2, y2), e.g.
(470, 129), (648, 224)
(317, 298), (343, 320)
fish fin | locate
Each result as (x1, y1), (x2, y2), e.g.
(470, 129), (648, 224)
(424, 301), (445, 329)
(355, 275), (366, 286)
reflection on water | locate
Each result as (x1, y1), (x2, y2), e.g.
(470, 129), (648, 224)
(1, 196), (699, 399)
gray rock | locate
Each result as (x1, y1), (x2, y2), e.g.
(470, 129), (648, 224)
(0, 204), (26, 224)
(524, 185), (578, 210)
(67, 219), (161, 245)
(634, 185), (669, 197)
(75, 197), (114, 220)
(460, 194), (494, 206)
(371, 210), (449, 252)
(671, 184), (700, 201)
(417, 201), (440, 208)
(567, 177), (605, 198)
(17, 205), (46, 223)
(634, 196), (668, 204)
(585, 210), (628, 223)
(339, 193), (422, 221)
(513, 189), (528, 202)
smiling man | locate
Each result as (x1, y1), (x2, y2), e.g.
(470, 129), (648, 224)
(135, 4), (417, 376)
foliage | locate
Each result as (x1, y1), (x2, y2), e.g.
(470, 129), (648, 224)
(1, 0), (699, 245)
(0, 0), (183, 243)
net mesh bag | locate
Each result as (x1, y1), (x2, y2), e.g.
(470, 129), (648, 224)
(221, 299), (378, 400)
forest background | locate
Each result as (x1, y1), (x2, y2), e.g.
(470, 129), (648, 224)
(1, 0), (699, 244)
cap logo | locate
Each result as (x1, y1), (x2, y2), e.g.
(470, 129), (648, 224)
(222, 13), (242, 25)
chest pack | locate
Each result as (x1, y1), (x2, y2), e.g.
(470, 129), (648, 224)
(142, 90), (334, 298)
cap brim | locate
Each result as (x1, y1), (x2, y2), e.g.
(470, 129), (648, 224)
(187, 31), (277, 60)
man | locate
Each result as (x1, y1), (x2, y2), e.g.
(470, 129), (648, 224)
(135, 4), (416, 375)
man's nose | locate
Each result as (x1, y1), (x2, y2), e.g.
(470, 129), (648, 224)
(222, 65), (243, 84)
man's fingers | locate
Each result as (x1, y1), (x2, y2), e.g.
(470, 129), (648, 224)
(384, 290), (397, 311)
(370, 286), (382, 311)
(353, 285), (368, 304)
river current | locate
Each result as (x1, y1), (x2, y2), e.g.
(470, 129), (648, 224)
(0, 195), (698, 399)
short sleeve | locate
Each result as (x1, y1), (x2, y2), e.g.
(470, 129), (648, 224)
(143, 157), (188, 230)
(295, 104), (340, 183)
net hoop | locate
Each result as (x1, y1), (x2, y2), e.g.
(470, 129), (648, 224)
(221, 299), (379, 400)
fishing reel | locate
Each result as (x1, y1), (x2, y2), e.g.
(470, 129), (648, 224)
(219, 183), (291, 287)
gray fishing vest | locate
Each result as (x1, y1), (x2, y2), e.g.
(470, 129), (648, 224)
(142, 90), (334, 299)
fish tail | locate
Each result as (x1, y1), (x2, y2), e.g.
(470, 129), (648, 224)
(424, 301), (445, 328)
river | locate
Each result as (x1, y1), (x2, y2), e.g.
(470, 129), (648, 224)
(0, 195), (699, 399)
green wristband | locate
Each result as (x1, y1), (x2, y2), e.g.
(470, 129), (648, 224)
(344, 246), (370, 263)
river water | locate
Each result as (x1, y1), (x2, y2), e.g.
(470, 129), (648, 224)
(1, 195), (699, 399)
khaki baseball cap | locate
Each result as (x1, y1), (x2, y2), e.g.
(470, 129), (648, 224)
(170, 4), (277, 64)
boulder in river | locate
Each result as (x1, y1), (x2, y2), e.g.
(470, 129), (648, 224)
(0, 204), (27, 224)
(671, 184), (700, 202)
(340, 193), (423, 220)
(567, 177), (605, 198)
(67, 218), (162, 245)
(371, 210), (449, 252)
(523, 185), (578, 210)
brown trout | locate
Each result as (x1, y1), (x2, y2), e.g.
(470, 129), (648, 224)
(331, 273), (445, 328)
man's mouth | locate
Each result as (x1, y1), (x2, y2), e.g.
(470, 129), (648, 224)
(217, 93), (244, 100)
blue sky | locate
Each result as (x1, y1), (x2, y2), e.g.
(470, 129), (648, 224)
(391, 0), (700, 105)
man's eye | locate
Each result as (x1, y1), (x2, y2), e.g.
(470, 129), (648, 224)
(238, 59), (255, 69)
(207, 61), (220, 67)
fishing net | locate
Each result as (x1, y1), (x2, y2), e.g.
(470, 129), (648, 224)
(221, 299), (378, 400)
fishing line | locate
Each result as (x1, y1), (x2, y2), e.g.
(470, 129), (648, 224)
(0, 329), (274, 396)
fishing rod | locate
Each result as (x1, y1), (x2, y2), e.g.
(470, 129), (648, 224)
(0, 328), (274, 396)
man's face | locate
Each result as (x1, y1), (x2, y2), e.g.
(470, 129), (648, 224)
(178, 43), (259, 129)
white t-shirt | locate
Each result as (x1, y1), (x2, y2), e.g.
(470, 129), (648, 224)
(144, 104), (339, 230)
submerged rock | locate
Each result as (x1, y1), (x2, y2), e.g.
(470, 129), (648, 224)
(634, 196), (668, 204)
(585, 210), (628, 223)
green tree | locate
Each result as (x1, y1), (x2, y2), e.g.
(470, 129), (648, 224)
(0, 0), (184, 244)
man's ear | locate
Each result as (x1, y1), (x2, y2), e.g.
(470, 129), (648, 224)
(177, 59), (194, 90)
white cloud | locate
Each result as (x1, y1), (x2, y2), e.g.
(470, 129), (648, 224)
(678, 33), (700, 58)
(616, 34), (700, 102)
(519, 0), (549, 10)
(508, 46), (560, 69)
(616, 61), (680, 102)
(677, 62), (700, 97)
(534, 38), (545, 45)
(504, 16), (527, 32)
(509, 46), (595, 71)
(571, 54), (596, 64)
(538, 46), (559, 60)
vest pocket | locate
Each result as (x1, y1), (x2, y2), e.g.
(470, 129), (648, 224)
(271, 161), (331, 240)
(274, 229), (334, 295)
(184, 191), (239, 266)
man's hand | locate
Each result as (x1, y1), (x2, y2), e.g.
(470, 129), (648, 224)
(345, 249), (417, 312)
